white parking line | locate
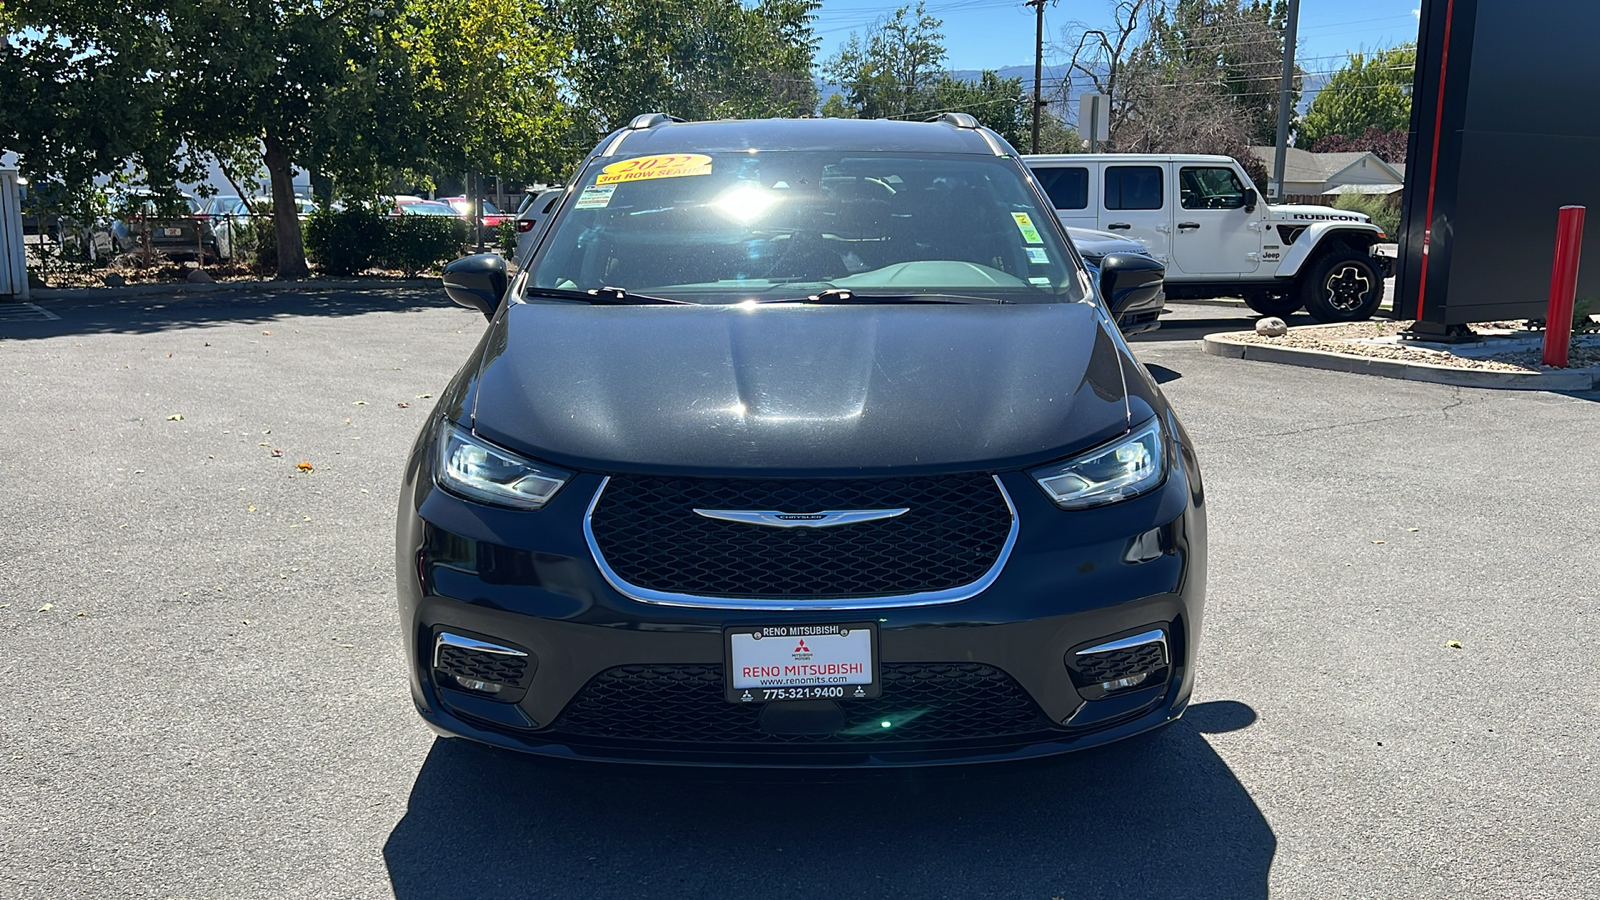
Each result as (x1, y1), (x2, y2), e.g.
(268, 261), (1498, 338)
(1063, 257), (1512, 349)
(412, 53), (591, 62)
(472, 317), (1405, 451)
(0, 303), (60, 322)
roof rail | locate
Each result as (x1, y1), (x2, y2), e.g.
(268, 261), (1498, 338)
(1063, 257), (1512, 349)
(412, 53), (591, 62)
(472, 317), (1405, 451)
(927, 112), (980, 129)
(628, 113), (684, 130)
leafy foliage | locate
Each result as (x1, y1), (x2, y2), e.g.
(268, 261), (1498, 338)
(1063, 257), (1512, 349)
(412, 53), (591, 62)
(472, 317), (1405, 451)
(1142, 0), (1296, 147)
(548, 0), (819, 155)
(1310, 126), (1410, 164)
(820, 4), (1028, 145)
(929, 71), (1029, 149)
(383, 216), (468, 278)
(306, 207), (389, 277)
(2, 0), (570, 279)
(1332, 193), (1401, 238)
(824, 2), (947, 120)
(497, 221), (519, 257)
(1297, 45), (1415, 148)
(1061, 0), (1295, 176)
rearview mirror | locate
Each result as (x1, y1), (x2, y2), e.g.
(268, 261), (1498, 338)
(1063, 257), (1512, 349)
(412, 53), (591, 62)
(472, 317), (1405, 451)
(1243, 187), (1259, 213)
(1098, 252), (1166, 317)
(442, 253), (508, 319)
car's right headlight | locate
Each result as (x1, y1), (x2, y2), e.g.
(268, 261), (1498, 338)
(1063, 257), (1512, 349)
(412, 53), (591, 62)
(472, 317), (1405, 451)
(1029, 419), (1165, 509)
(436, 423), (571, 510)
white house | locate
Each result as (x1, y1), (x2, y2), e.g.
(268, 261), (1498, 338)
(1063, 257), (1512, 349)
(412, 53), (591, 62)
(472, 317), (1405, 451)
(1247, 147), (1406, 198)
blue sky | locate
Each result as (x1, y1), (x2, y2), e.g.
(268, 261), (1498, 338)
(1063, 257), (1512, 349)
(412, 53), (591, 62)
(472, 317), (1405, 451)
(813, 0), (1423, 74)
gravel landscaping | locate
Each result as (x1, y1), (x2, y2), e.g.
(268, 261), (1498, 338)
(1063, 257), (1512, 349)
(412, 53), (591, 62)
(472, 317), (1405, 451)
(1219, 319), (1600, 372)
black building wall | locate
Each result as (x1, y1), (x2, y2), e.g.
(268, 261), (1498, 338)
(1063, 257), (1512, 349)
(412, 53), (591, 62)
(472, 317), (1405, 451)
(1397, 0), (1600, 328)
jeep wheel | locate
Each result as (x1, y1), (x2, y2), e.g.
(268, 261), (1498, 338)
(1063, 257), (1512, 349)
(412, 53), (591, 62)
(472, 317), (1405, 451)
(1300, 250), (1385, 323)
(1244, 291), (1301, 317)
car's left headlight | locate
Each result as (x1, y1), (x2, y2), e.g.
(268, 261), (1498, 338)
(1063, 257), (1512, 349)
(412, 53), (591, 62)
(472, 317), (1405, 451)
(436, 423), (571, 510)
(1030, 418), (1165, 509)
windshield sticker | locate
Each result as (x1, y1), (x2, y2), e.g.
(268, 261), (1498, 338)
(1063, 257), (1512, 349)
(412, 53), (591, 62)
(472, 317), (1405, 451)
(596, 154), (713, 185)
(574, 184), (616, 209)
(1011, 212), (1044, 244)
(1029, 276), (1053, 287)
(1026, 247), (1050, 265)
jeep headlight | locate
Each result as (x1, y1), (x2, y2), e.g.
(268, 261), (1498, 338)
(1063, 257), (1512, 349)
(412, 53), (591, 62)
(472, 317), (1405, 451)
(436, 423), (571, 510)
(1030, 419), (1165, 509)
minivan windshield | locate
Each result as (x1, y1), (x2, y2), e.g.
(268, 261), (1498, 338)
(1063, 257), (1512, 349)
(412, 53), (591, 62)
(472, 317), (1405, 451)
(524, 150), (1086, 304)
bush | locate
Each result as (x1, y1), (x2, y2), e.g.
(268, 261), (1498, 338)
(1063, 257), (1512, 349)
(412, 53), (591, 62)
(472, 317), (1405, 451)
(383, 216), (469, 278)
(306, 207), (387, 276)
(497, 220), (518, 256)
(1333, 193), (1402, 239)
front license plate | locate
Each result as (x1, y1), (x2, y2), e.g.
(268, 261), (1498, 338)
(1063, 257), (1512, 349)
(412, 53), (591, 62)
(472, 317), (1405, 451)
(724, 623), (879, 704)
(162, 227), (184, 237)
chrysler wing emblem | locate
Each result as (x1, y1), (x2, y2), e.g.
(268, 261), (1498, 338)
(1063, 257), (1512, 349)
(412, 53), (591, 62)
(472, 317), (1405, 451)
(692, 508), (910, 528)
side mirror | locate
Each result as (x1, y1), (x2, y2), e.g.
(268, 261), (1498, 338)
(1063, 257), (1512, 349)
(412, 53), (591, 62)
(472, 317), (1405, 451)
(1243, 187), (1259, 213)
(1098, 252), (1166, 317)
(442, 253), (508, 320)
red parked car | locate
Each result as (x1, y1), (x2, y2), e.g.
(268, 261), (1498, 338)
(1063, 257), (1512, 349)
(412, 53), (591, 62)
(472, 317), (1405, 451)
(439, 197), (509, 228)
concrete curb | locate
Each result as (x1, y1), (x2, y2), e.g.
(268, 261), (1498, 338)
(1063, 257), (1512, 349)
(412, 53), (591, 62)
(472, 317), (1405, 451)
(1202, 332), (1600, 391)
(1174, 296), (1398, 315)
(28, 277), (437, 302)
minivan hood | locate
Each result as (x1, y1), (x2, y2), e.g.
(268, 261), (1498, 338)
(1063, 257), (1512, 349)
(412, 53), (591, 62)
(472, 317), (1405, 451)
(469, 302), (1131, 475)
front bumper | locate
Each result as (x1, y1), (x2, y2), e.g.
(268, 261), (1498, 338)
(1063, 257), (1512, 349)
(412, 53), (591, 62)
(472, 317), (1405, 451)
(395, 433), (1207, 767)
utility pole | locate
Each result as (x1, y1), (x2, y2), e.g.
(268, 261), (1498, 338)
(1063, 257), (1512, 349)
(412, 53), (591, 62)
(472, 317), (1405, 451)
(1271, 0), (1301, 202)
(1029, 0), (1046, 153)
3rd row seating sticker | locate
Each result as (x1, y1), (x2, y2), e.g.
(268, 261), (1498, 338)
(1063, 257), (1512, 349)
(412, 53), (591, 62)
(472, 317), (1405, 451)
(595, 153), (713, 185)
(1011, 212), (1044, 244)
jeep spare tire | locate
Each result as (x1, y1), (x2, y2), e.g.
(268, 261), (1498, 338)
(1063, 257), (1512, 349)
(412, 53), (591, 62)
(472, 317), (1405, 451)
(1300, 249), (1384, 323)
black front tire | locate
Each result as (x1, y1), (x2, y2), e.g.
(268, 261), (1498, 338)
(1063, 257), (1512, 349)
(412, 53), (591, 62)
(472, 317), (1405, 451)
(1244, 291), (1302, 317)
(1300, 249), (1385, 323)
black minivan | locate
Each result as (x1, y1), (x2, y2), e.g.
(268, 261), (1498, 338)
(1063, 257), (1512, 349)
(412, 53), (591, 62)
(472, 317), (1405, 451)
(396, 114), (1206, 766)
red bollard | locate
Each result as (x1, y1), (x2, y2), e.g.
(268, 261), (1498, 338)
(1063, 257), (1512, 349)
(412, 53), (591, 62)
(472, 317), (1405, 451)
(1543, 205), (1586, 368)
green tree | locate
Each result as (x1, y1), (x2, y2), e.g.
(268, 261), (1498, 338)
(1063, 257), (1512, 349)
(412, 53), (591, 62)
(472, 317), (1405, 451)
(1296, 44), (1416, 147)
(2, 0), (570, 277)
(550, 0), (820, 153)
(823, 2), (946, 120)
(1143, 0), (1297, 147)
(0, 3), (199, 219)
(818, 92), (856, 118)
(929, 71), (1028, 148)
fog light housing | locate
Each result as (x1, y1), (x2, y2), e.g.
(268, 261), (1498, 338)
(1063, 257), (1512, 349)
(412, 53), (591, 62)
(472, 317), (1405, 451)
(1098, 672), (1150, 693)
(433, 632), (536, 702)
(1067, 628), (1170, 701)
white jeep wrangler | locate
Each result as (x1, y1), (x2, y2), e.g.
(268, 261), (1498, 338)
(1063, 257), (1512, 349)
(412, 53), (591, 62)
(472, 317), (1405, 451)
(1024, 154), (1390, 322)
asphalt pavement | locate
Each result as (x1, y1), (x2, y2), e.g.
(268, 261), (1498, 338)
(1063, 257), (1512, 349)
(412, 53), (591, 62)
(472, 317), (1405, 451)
(2, 288), (1596, 899)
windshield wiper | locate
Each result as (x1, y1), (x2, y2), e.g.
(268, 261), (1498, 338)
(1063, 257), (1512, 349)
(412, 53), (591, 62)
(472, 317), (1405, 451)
(764, 288), (1009, 306)
(521, 285), (693, 306)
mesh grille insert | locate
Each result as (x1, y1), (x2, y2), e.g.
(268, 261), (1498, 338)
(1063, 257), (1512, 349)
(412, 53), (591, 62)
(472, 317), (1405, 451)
(436, 645), (530, 687)
(1070, 642), (1168, 685)
(588, 475), (1012, 599)
(546, 663), (1060, 746)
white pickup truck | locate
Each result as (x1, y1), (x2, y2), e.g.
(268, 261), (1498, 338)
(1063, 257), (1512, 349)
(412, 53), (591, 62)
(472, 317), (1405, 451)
(1024, 153), (1390, 322)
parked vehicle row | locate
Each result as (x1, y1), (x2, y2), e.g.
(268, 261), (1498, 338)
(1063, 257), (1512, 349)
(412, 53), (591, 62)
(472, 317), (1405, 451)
(199, 195), (322, 260)
(89, 191), (217, 263)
